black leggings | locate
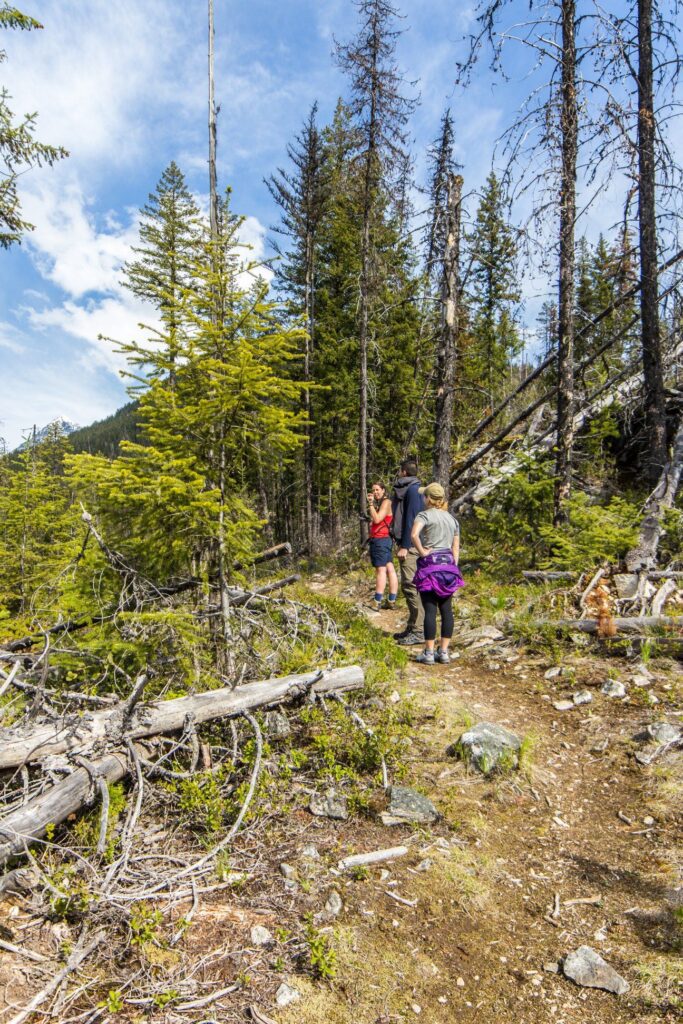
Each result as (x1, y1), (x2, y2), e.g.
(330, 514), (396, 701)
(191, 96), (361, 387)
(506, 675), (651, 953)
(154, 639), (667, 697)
(420, 592), (454, 641)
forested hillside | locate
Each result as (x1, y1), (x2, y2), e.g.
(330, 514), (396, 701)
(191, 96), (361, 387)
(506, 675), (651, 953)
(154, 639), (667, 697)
(0, 1), (681, 1021)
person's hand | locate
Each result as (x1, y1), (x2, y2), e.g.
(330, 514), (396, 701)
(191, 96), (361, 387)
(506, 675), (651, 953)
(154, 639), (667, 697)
(397, 547), (408, 560)
(420, 548), (433, 557)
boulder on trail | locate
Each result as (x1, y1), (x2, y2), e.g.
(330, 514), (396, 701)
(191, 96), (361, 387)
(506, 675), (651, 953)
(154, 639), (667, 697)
(448, 722), (521, 775)
(562, 945), (630, 995)
(380, 785), (439, 826)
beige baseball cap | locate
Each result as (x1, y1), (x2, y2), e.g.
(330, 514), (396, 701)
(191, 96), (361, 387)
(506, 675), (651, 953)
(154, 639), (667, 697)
(418, 482), (446, 500)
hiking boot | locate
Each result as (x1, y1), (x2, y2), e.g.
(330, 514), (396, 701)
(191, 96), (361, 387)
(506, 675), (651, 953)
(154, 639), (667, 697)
(415, 648), (435, 665)
(396, 630), (425, 646)
(384, 599), (398, 611)
(392, 626), (409, 639)
(434, 649), (451, 665)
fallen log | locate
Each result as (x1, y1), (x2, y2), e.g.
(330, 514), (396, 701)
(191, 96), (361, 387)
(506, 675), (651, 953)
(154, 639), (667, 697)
(625, 417), (683, 572)
(0, 666), (363, 771)
(0, 667), (364, 865)
(522, 571), (577, 581)
(651, 578), (677, 616)
(466, 247), (683, 443)
(452, 341), (683, 511)
(535, 616), (680, 634)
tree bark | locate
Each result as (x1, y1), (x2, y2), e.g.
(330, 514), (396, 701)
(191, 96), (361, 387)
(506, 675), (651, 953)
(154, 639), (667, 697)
(208, 0), (218, 240)
(625, 416), (683, 570)
(433, 174), (463, 496)
(637, 0), (668, 483)
(553, 0), (578, 526)
(0, 667), (363, 866)
(0, 666), (364, 774)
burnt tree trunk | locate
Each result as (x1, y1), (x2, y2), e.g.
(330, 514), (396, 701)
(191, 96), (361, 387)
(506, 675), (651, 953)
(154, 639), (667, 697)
(208, 0), (218, 239)
(637, 0), (667, 483)
(554, 0), (578, 526)
(433, 173), (463, 496)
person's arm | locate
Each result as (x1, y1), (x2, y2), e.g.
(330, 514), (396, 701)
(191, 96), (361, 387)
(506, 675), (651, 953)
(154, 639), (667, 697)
(367, 497), (391, 524)
(452, 533), (460, 563)
(411, 516), (431, 557)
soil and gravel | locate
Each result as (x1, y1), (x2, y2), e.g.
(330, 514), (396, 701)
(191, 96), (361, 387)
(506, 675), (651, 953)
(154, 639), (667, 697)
(0, 569), (681, 1023)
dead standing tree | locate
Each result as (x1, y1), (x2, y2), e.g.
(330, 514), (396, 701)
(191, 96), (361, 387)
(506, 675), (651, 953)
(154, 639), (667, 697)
(590, 1), (683, 481)
(336, 0), (416, 544)
(458, 0), (584, 525)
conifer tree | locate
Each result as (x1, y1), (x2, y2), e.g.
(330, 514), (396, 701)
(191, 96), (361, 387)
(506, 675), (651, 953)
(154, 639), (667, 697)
(266, 103), (329, 549)
(70, 194), (306, 593)
(0, 4), (67, 247)
(122, 162), (201, 380)
(336, 0), (416, 541)
(467, 171), (521, 400)
(0, 424), (75, 619)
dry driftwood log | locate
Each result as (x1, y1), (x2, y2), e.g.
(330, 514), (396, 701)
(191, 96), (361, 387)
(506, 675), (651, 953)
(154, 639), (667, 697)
(541, 616), (680, 635)
(0, 666), (363, 866)
(625, 417), (683, 572)
(0, 666), (363, 771)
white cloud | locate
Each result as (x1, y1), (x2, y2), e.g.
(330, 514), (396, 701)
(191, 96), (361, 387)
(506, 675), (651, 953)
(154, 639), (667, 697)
(4, 1), (200, 168)
(22, 178), (139, 298)
(0, 323), (27, 354)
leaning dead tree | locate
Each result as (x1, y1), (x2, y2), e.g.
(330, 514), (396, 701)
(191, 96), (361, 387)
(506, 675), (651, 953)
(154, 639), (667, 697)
(452, 335), (683, 513)
(626, 416), (683, 571)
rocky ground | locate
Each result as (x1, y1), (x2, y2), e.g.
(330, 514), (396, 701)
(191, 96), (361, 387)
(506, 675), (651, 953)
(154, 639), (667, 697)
(0, 570), (681, 1023)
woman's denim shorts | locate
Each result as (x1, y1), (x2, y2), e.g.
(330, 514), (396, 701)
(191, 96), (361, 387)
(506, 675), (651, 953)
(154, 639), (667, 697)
(369, 537), (394, 567)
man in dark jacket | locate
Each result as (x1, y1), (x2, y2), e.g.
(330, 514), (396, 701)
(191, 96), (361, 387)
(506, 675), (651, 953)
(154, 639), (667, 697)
(391, 458), (425, 645)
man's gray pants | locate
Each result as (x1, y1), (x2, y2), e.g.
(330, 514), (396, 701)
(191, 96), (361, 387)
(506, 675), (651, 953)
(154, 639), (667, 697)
(400, 548), (424, 633)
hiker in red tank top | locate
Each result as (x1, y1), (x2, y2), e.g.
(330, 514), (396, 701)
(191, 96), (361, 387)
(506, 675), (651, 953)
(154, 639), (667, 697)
(367, 481), (398, 612)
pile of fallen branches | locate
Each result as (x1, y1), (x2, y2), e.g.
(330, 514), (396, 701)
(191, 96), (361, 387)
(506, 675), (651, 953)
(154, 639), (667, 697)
(0, 517), (376, 1017)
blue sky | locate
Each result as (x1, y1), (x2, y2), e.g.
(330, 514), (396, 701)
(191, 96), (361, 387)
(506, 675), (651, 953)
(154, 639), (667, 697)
(0, 0), (665, 447)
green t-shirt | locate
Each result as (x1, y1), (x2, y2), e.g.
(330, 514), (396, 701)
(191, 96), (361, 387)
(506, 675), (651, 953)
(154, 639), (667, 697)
(415, 508), (459, 551)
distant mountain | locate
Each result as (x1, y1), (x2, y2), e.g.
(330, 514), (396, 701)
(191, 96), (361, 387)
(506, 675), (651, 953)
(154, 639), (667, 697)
(14, 417), (80, 451)
(68, 402), (141, 457)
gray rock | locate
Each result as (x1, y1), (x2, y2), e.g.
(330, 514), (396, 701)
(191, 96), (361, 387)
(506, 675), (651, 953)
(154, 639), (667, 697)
(562, 945), (629, 995)
(544, 666), (563, 680)
(449, 722), (521, 775)
(630, 673), (653, 689)
(250, 925), (274, 947)
(645, 722), (681, 745)
(553, 700), (575, 712)
(263, 710), (291, 739)
(275, 983), (301, 1007)
(573, 689), (593, 706)
(309, 788), (348, 820)
(613, 573), (639, 599)
(380, 785), (439, 826)
(467, 625), (505, 648)
(325, 890), (343, 917)
(601, 680), (627, 698)
(280, 863), (297, 880)
(301, 843), (320, 860)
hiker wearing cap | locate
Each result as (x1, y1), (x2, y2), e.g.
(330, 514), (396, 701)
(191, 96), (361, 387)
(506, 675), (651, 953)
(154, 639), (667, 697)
(410, 482), (464, 665)
(391, 458), (426, 646)
(367, 481), (399, 612)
